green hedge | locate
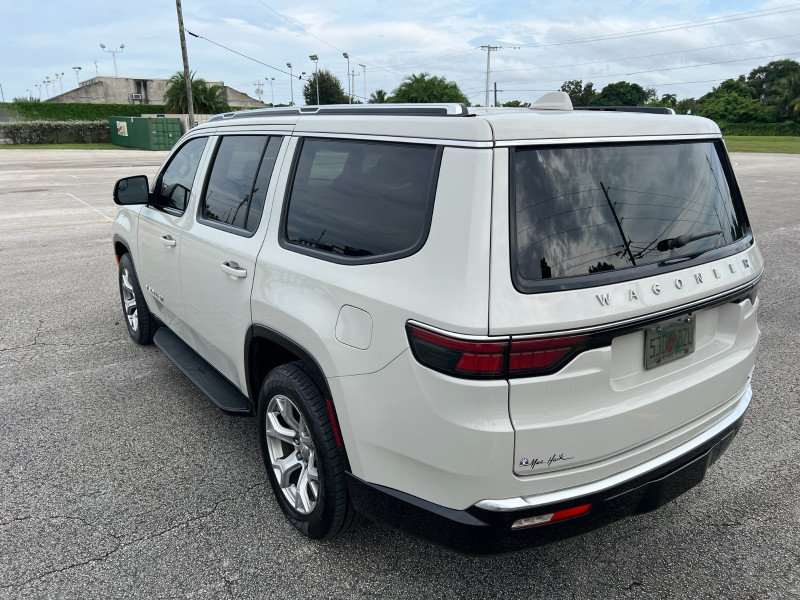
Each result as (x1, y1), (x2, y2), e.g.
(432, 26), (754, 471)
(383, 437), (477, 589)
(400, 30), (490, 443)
(1, 102), (168, 121)
(0, 121), (110, 144)
(718, 122), (800, 136)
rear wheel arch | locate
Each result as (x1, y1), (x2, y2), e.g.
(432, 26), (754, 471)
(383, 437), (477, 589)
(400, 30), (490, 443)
(113, 235), (131, 263)
(245, 325), (347, 455)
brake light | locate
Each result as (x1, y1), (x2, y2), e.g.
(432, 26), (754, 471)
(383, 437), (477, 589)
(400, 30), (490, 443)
(408, 326), (505, 378)
(407, 325), (591, 379)
(509, 335), (588, 375)
(511, 503), (592, 530)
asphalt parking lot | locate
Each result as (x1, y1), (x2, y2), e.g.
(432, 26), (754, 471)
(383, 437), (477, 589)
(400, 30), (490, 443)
(1, 148), (798, 599)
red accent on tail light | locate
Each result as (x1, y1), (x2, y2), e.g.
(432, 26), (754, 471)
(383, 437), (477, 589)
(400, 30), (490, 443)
(511, 503), (592, 530)
(508, 335), (588, 373)
(407, 325), (506, 377)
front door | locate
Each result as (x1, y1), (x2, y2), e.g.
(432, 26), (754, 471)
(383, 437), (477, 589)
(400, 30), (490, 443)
(136, 136), (210, 332)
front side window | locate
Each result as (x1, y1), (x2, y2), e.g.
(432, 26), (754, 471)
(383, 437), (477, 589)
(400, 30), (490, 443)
(511, 141), (748, 289)
(200, 135), (281, 232)
(156, 137), (208, 212)
(284, 138), (439, 262)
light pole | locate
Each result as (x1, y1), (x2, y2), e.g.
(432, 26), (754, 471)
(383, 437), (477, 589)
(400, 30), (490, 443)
(286, 63), (294, 105)
(359, 64), (366, 102)
(350, 70), (359, 103)
(27, 88), (32, 100)
(35, 84), (41, 99)
(269, 77), (275, 107)
(55, 72), (64, 93)
(342, 52), (350, 103)
(309, 54), (319, 105)
(72, 66), (82, 86)
(94, 61), (99, 76)
(253, 81), (263, 104)
(44, 77), (50, 97)
(100, 43), (125, 77)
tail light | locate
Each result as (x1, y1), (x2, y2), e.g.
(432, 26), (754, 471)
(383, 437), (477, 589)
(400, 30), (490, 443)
(511, 503), (592, 530)
(407, 324), (591, 379)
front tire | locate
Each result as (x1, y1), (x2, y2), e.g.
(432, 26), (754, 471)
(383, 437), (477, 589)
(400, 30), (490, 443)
(257, 363), (358, 539)
(118, 253), (155, 345)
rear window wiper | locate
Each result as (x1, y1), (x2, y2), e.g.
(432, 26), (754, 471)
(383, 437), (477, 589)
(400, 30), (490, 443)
(656, 230), (721, 252)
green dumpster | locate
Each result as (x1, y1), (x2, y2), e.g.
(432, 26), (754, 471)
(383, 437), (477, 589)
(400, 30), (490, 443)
(109, 116), (182, 151)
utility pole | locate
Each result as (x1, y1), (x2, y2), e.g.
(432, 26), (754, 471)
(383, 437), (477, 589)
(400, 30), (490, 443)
(286, 63), (294, 105)
(359, 64), (366, 102)
(351, 70), (359, 102)
(253, 81), (263, 104)
(479, 45), (501, 107)
(494, 82), (498, 107)
(0, 83), (4, 103)
(175, 0), (195, 128)
(342, 52), (350, 103)
(269, 77), (275, 107)
(309, 55), (319, 105)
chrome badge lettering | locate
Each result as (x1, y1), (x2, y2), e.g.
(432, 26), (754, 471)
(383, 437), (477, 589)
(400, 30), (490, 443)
(145, 285), (164, 302)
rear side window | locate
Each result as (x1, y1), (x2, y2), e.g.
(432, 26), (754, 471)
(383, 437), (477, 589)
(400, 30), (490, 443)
(201, 135), (282, 233)
(283, 138), (440, 262)
(511, 141), (749, 291)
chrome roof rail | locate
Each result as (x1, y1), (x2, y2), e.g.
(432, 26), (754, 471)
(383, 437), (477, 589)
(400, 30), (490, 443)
(208, 103), (470, 122)
(574, 106), (676, 115)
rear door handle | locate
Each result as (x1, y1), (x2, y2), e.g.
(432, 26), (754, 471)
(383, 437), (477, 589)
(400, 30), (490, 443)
(221, 261), (247, 278)
(160, 235), (177, 247)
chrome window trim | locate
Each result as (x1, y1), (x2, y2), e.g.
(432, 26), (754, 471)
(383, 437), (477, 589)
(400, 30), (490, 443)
(513, 270), (763, 339)
(291, 131), (494, 148)
(496, 133), (722, 147)
(476, 380), (753, 512)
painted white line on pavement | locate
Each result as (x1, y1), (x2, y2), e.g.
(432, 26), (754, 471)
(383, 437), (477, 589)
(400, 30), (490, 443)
(65, 192), (113, 222)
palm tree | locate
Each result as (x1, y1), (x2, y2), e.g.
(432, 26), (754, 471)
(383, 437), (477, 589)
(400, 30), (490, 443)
(164, 71), (229, 114)
(773, 74), (800, 120)
(368, 89), (388, 104)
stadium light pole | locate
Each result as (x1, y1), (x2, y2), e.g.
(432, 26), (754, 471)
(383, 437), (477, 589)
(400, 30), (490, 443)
(72, 66), (82, 86)
(100, 43), (124, 77)
(286, 62), (294, 105)
(309, 55), (319, 105)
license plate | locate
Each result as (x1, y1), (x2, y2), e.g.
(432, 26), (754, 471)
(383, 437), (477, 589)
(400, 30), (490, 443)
(644, 314), (695, 369)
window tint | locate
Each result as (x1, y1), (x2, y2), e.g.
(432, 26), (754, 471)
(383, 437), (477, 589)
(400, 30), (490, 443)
(201, 135), (268, 230)
(244, 137), (282, 233)
(512, 141), (746, 283)
(285, 138), (438, 260)
(157, 137), (207, 212)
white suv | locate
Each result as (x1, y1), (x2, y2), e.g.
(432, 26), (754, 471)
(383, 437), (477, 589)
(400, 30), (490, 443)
(112, 94), (762, 553)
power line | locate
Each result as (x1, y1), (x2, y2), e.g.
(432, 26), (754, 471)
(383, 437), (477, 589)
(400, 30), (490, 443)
(472, 50), (800, 90)
(512, 3), (800, 49)
(186, 29), (298, 79)
(458, 33), (800, 82)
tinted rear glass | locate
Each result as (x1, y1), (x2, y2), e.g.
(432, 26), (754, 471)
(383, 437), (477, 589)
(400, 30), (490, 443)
(512, 141), (746, 284)
(284, 138), (438, 261)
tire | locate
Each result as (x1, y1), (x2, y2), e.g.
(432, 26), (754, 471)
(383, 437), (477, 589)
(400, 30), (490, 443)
(118, 253), (155, 345)
(257, 362), (359, 539)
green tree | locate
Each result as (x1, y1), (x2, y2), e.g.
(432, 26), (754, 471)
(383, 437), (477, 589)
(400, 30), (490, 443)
(502, 100), (530, 107)
(559, 80), (596, 106)
(368, 89), (388, 103)
(772, 73), (800, 120)
(660, 93), (677, 107)
(591, 81), (650, 106)
(676, 97), (699, 115)
(696, 93), (776, 123)
(746, 59), (800, 103)
(388, 73), (469, 104)
(163, 71), (229, 113)
(302, 69), (348, 105)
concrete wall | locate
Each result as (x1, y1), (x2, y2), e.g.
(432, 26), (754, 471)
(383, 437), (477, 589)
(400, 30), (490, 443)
(47, 77), (266, 108)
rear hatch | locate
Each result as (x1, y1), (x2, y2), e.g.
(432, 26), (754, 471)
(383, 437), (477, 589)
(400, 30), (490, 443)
(490, 139), (762, 477)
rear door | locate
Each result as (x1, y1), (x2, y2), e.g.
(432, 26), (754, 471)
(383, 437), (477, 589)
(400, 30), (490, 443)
(179, 134), (286, 391)
(489, 140), (762, 478)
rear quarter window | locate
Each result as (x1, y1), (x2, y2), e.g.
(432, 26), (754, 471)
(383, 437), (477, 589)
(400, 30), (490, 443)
(282, 138), (441, 264)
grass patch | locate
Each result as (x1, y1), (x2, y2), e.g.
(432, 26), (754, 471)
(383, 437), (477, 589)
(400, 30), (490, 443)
(0, 143), (140, 150)
(725, 136), (800, 154)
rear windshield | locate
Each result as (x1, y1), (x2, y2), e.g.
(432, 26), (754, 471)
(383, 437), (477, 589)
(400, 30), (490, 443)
(511, 141), (748, 289)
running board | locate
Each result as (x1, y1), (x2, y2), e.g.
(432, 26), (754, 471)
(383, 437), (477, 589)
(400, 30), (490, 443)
(153, 327), (251, 414)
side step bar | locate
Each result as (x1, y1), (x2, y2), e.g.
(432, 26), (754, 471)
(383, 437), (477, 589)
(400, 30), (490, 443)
(153, 327), (251, 414)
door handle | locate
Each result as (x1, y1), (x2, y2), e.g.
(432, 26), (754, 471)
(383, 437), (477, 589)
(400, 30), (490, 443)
(160, 235), (177, 247)
(221, 261), (247, 278)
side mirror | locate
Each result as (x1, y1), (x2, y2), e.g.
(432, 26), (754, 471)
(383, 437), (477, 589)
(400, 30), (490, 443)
(114, 175), (150, 205)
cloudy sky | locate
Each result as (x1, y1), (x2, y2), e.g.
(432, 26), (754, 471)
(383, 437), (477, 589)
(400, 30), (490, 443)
(1, 0), (799, 105)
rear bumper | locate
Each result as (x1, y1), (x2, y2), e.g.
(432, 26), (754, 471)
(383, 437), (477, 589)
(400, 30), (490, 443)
(347, 385), (750, 554)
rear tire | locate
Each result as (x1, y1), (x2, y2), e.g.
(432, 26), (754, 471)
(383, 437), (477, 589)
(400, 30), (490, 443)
(257, 362), (359, 539)
(118, 253), (155, 345)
